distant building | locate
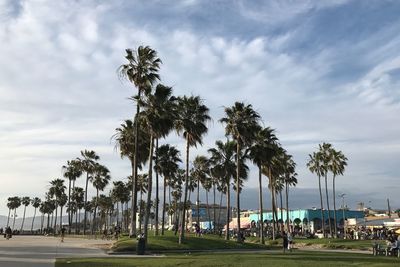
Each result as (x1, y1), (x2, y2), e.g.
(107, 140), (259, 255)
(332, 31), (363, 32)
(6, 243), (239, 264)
(186, 204), (228, 230)
(248, 209), (364, 233)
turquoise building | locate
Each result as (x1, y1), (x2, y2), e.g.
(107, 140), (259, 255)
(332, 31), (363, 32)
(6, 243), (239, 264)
(248, 209), (364, 231)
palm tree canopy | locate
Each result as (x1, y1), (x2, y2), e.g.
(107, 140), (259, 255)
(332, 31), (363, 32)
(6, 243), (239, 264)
(21, 197), (31, 206)
(49, 179), (66, 200)
(31, 197), (41, 208)
(175, 95), (211, 147)
(62, 159), (82, 182)
(220, 102), (261, 146)
(113, 118), (150, 168)
(154, 144), (182, 181)
(91, 163), (111, 192)
(118, 46), (162, 95)
(249, 127), (279, 168)
(138, 83), (176, 138)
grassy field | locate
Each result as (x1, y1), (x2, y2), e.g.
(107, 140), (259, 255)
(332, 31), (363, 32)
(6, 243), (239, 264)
(56, 251), (399, 267)
(292, 238), (385, 250)
(112, 232), (268, 252)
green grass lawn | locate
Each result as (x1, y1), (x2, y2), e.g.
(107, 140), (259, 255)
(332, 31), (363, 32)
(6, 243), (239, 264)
(56, 251), (399, 267)
(112, 232), (268, 253)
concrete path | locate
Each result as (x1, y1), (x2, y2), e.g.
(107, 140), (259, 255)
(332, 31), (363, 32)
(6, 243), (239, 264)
(0, 235), (111, 267)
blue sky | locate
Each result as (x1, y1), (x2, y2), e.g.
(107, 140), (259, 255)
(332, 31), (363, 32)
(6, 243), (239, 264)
(0, 0), (399, 217)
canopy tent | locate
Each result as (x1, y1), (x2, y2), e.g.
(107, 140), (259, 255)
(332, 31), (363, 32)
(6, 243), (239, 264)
(224, 218), (251, 230)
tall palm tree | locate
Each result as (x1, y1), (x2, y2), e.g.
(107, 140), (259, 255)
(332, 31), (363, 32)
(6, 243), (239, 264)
(192, 155), (210, 227)
(31, 197), (41, 233)
(281, 153), (297, 233)
(136, 173), (148, 232)
(8, 196), (21, 230)
(330, 148), (348, 238)
(175, 95), (211, 244)
(139, 84), (176, 240)
(249, 127), (278, 244)
(307, 151), (326, 237)
(49, 178), (66, 232)
(111, 181), (126, 227)
(118, 46), (162, 237)
(113, 118), (150, 236)
(320, 142), (333, 237)
(220, 102), (260, 242)
(208, 140), (237, 240)
(71, 186), (84, 234)
(58, 193), (68, 231)
(62, 159), (82, 233)
(91, 163), (111, 233)
(6, 197), (13, 228)
(154, 144), (182, 235)
(78, 150), (99, 235)
(20, 197), (31, 232)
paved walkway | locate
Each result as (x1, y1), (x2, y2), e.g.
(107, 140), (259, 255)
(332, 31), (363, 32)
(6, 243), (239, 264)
(0, 235), (112, 267)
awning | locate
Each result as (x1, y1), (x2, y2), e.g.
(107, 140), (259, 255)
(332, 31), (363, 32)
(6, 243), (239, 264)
(224, 218), (251, 230)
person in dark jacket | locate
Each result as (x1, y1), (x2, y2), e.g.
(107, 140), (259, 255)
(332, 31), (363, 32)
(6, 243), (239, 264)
(283, 232), (288, 253)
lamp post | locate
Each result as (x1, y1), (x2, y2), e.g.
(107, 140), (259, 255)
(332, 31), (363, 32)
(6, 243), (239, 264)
(339, 194), (346, 239)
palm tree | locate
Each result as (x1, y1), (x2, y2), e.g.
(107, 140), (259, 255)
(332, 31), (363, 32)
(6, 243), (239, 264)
(78, 150), (99, 235)
(136, 173), (148, 232)
(49, 178), (66, 232)
(330, 148), (348, 238)
(62, 159), (82, 233)
(154, 144), (182, 235)
(111, 181), (126, 228)
(320, 142), (333, 237)
(307, 151), (326, 237)
(220, 102), (260, 242)
(71, 186), (84, 234)
(175, 95), (211, 244)
(58, 193), (68, 231)
(208, 140), (237, 240)
(249, 127), (278, 244)
(113, 118), (150, 236)
(20, 197), (31, 232)
(8, 196), (21, 230)
(6, 197), (13, 228)
(118, 46), (162, 237)
(191, 155), (210, 227)
(139, 84), (176, 240)
(282, 153), (297, 233)
(91, 163), (111, 233)
(30, 197), (41, 233)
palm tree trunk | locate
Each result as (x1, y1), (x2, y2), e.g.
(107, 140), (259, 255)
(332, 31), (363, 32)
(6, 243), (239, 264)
(47, 213), (50, 231)
(40, 213), (44, 233)
(258, 166), (264, 244)
(144, 136), (155, 245)
(84, 172), (89, 235)
(225, 183), (230, 240)
(179, 137), (190, 244)
(92, 189), (99, 234)
(161, 176), (167, 235)
(54, 201), (58, 233)
(130, 88), (141, 238)
(31, 207), (37, 233)
(236, 141), (241, 243)
(12, 209), (17, 230)
(139, 191), (143, 233)
(6, 208), (11, 228)
(333, 175), (337, 238)
(285, 182), (290, 233)
(68, 179), (72, 232)
(116, 202), (119, 228)
(206, 190), (211, 230)
(269, 168), (276, 240)
(20, 205), (27, 232)
(318, 175), (326, 237)
(280, 191), (284, 233)
(196, 175), (200, 226)
(324, 174), (332, 237)
(155, 138), (159, 236)
(218, 191), (223, 233)
(60, 205), (63, 232)
(213, 182), (216, 233)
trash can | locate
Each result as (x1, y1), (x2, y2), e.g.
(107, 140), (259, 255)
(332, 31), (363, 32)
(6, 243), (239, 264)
(136, 236), (145, 255)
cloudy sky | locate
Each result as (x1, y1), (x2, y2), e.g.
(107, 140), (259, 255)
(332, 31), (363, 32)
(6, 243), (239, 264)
(1, 0), (399, 217)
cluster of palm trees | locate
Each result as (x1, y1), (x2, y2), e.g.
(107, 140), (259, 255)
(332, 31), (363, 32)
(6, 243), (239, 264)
(4, 45), (349, 250)
(307, 142), (348, 238)
(114, 45), (300, 247)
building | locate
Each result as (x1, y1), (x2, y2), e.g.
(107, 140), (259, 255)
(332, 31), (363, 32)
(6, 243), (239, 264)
(248, 209), (364, 233)
(186, 204), (228, 230)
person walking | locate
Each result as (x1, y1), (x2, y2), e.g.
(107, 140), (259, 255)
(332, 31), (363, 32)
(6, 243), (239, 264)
(283, 232), (288, 253)
(60, 227), (66, 242)
(287, 232), (293, 252)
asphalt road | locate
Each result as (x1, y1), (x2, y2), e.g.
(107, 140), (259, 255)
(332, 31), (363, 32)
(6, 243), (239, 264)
(0, 235), (111, 267)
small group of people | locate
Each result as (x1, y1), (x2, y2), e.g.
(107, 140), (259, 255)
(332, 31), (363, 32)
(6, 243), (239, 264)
(2, 227), (13, 240)
(282, 231), (293, 253)
(385, 234), (400, 256)
(102, 226), (121, 240)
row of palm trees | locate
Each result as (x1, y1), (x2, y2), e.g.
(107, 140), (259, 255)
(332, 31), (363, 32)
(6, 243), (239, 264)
(115, 45), (302, 248)
(307, 143), (348, 238)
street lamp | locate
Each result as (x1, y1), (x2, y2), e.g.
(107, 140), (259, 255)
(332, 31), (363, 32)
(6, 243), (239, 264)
(339, 194), (346, 239)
